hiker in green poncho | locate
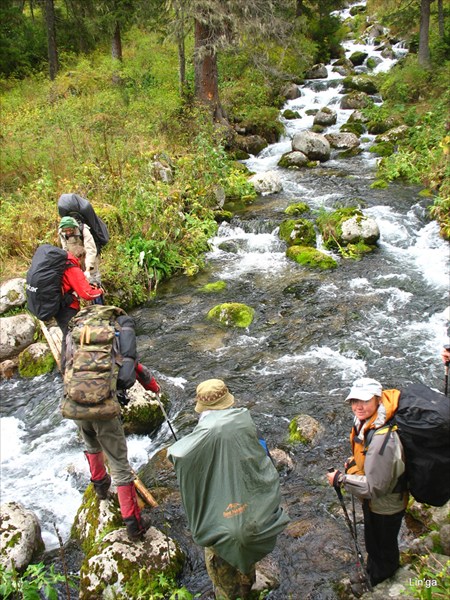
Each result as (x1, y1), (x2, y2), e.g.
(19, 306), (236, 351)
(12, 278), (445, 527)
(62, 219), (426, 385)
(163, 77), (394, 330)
(167, 379), (289, 600)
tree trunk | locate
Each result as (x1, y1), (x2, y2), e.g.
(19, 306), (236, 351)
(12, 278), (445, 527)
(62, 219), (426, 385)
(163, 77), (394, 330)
(111, 21), (123, 61)
(438, 0), (444, 38)
(44, 0), (59, 80)
(194, 18), (225, 121)
(175, 3), (186, 96)
(418, 0), (431, 68)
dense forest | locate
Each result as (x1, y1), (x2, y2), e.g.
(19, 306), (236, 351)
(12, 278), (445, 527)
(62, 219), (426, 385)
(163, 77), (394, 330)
(1, 0), (449, 308)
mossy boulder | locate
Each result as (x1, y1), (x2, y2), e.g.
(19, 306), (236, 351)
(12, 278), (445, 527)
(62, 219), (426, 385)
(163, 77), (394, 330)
(121, 383), (167, 435)
(369, 142), (395, 157)
(286, 246), (337, 270)
(342, 75), (378, 95)
(200, 280), (227, 293)
(288, 414), (324, 445)
(18, 343), (56, 378)
(316, 206), (362, 251)
(340, 122), (365, 136)
(0, 501), (45, 571)
(340, 91), (370, 110)
(282, 109), (301, 120)
(207, 303), (255, 328)
(284, 202), (310, 216)
(278, 151), (308, 169)
(279, 219), (316, 247)
(348, 51), (368, 66)
(78, 525), (184, 600)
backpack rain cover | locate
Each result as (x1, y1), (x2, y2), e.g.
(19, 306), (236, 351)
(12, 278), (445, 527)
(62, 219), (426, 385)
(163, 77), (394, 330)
(58, 193), (109, 252)
(26, 245), (69, 321)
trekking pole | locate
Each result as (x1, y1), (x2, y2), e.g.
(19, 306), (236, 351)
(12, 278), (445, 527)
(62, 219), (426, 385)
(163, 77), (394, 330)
(328, 469), (373, 592)
(153, 392), (178, 441)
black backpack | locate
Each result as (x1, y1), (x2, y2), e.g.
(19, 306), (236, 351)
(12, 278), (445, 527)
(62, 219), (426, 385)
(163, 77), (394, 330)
(26, 245), (74, 321)
(395, 383), (450, 507)
(368, 383), (450, 507)
(58, 194), (109, 254)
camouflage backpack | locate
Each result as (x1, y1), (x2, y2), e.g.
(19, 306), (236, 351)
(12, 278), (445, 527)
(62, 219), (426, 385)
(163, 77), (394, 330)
(63, 305), (127, 417)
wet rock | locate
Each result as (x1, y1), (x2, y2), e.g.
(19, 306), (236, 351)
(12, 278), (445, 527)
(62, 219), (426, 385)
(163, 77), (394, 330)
(281, 83), (302, 100)
(305, 63), (328, 79)
(284, 202), (310, 216)
(439, 523), (450, 556)
(342, 75), (378, 95)
(349, 51), (368, 66)
(249, 170), (283, 195)
(270, 448), (295, 474)
(313, 107), (337, 127)
(0, 278), (26, 314)
(235, 134), (269, 156)
(292, 131), (331, 162)
(200, 281), (227, 293)
(288, 414), (325, 445)
(0, 357), (19, 379)
(0, 501), (45, 571)
(340, 91), (370, 110)
(0, 314), (36, 361)
(278, 150), (309, 169)
(18, 342), (55, 378)
(282, 109), (301, 120)
(375, 125), (409, 143)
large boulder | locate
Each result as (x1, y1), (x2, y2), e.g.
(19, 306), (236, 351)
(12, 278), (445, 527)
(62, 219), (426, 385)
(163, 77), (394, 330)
(0, 502), (45, 571)
(249, 171), (283, 195)
(292, 131), (331, 162)
(341, 215), (380, 245)
(0, 278), (27, 314)
(0, 314), (36, 361)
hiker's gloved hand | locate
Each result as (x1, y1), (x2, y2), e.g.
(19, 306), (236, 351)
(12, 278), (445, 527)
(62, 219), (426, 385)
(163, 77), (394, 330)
(136, 363), (161, 394)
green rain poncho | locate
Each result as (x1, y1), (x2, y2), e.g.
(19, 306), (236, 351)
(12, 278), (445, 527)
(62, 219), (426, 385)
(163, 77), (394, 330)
(167, 408), (289, 573)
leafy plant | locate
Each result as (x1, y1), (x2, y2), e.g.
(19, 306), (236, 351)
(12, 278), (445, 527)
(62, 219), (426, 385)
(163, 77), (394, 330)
(122, 570), (200, 600)
(0, 561), (77, 600)
(406, 554), (450, 599)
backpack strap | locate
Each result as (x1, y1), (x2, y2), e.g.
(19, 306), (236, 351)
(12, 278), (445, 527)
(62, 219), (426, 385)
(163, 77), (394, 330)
(363, 421), (396, 455)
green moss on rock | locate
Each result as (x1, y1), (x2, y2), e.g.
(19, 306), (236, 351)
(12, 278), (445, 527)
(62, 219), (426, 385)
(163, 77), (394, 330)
(284, 202), (310, 216)
(200, 281), (227, 293)
(369, 142), (395, 157)
(279, 219), (316, 247)
(18, 346), (55, 378)
(316, 206), (363, 251)
(286, 245), (337, 270)
(207, 303), (255, 328)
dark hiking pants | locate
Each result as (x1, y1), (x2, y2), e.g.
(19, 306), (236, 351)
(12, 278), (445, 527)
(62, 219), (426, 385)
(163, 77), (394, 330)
(363, 500), (405, 586)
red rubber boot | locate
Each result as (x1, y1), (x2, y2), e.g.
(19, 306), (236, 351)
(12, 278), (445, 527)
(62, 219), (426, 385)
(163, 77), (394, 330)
(117, 482), (147, 541)
(84, 451), (111, 500)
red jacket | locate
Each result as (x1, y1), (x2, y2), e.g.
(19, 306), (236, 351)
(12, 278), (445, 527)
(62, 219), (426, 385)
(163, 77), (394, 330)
(62, 253), (103, 310)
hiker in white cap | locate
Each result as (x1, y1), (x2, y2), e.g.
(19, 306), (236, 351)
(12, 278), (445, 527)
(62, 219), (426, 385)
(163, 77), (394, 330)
(327, 377), (408, 592)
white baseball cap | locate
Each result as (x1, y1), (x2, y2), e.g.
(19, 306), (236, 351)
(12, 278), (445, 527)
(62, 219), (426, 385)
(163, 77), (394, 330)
(345, 377), (382, 401)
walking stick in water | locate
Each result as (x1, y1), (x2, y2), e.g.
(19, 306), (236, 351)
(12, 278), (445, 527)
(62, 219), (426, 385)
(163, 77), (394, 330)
(328, 469), (373, 592)
(153, 392), (178, 441)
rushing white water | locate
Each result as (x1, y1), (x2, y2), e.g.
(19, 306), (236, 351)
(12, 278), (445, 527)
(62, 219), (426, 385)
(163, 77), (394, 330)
(0, 2), (448, 561)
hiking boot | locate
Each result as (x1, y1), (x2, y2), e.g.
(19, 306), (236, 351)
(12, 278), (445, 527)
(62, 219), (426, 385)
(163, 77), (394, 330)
(92, 473), (111, 500)
(123, 514), (150, 541)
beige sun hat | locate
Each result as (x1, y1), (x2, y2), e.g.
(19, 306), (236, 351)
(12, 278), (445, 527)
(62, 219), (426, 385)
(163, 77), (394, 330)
(195, 379), (235, 413)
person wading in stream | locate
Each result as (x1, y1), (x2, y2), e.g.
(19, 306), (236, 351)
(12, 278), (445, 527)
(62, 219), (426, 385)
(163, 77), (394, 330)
(168, 379), (289, 600)
(61, 304), (161, 541)
(327, 377), (408, 594)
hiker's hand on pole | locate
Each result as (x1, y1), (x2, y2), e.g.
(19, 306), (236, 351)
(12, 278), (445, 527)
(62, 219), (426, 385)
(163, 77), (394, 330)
(327, 468), (343, 488)
(441, 345), (450, 365)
